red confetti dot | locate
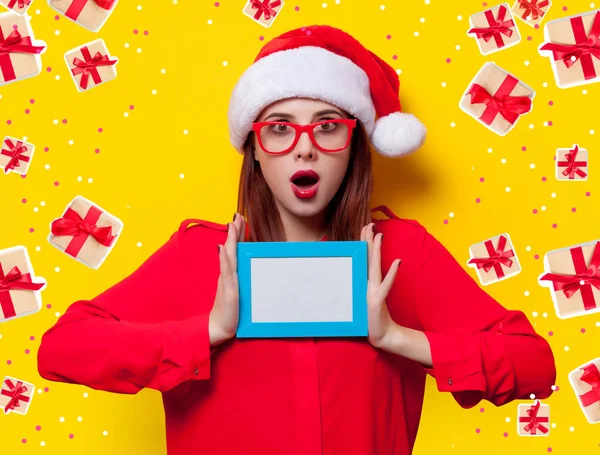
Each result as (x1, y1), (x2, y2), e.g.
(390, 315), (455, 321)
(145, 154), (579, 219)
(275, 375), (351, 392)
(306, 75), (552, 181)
(476, 428), (481, 433)
(69, 434), (74, 439)
(25, 109), (30, 114)
(306, 30), (312, 36)
(54, 181), (59, 186)
(475, 198), (481, 203)
(555, 386), (560, 391)
(44, 387), (49, 392)
(144, 30), (149, 35)
(548, 331), (553, 336)
(94, 149), (100, 154)
(479, 177), (485, 182)
(386, 34), (392, 39)
(62, 119), (67, 124)
(133, 29), (138, 34)
(586, 191), (591, 196)
(98, 127), (103, 133)
(30, 99), (35, 104)
(294, 6), (299, 11)
(21, 174), (26, 179)
(7, 119), (11, 125)
(527, 36), (532, 41)
(446, 58), (451, 63)
(6, 360), (11, 365)
(552, 223), (558, 228)
(522, 146), (527, 151)
(29, 228), (34, 233)
(21, 198), (26, 203)
(46, 67), (52, 72)
(22, 439), (27, 443)
(535, 24), (540, 29)
(534, 254), (540, 260)
(443, 219), (448, 224)
(54, 15), (59, 20)
(542, 176), (547, 181)
(30, 336), (35, 340)
(503, 432), (508, 437)
(47, 304), (52, 308)
(562, 6), (567, 10)
(392, 55), (398, 60)
(572, 207), (577, 212)
(548, 448), (553, 453)
(548, 101), (554, 105)
(129, 105), (135, 110)
(482, 2), (487, 6)
(581, 328), (586, 333)
(548, 121), (553, 126)
(215, 1), (219, 5)
(44, 147), (49, 152)
(36, 426), (41, 431)
(25, 349), (30, 354)
(533, 209), (538, 214)
(479, 407), (485, 412)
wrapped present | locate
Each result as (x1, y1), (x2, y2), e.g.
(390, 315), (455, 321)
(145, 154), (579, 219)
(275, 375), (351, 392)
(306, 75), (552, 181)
(539, 10), (600, 88)
(556, 144), (588, 181)
(48, 195), (123, 269)
(0, 0), (33, 16)
(48, 0), (118, 32)
(0, 376), (34, 415)
(568, 358), (600, 424)
(0, 137), (34, 175)
(517, 400), (550, 436)
(467, 3), (521, 55)
(511, 0), (552, 28)
(64, 39), (118, 92)
(460, 62), (534, 135)
(538, 239), (600, 319)
(0, 11), (47, 86)
(467, 233), (521, 285)
(0, 246), (46, 322)
(242, 0), (284, 28)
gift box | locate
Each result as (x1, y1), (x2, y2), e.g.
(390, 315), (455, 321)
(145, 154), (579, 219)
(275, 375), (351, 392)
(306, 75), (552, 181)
(467, 233), (521, 285)
(0, 11), (47, 86)
(556, 144), (588, 181)
(511, 0), (552, 28)
(48, 0), (118, 32)
(0, 246), (46, 322)
(0, 376), (34, 415)
(64, 39), (118, 92)
(459, 62), (534, 135)
(48, 195), (123, 269)
(568, 358), (600, 424)
(539, 10), (600, 88)
(0, 0), (33, 16)
(242, 0), (284, 28)
(538, 239), (600, 319)
(467, 3), (521, 55)
(517, 400), (550, 436)
(0, 136), (34, 175)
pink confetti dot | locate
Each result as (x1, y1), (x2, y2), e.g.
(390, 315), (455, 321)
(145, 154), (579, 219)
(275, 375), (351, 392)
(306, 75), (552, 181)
(94, 148), (100, 154)
(144, 30), (149, 35)
(29, 228), (34, 233)
(22, 439), (27, 444)
(547, 121), (553, 126)
(36, 426), (41, 431)
(392, 55), (398, 60)
(25, 109), (30, 114)
(534, 254), (540, 260)
(553, 155), (556, 161)
(44, 387), (49, 392)
(535, 24), (540, 29)
(479, 177), (485, 182)
(21, 174), (26, 179)
(306, 30), (311, 36)
(46, 304), (52, 308)
(586, 191), (591, 196)
(13, 24), (17, 29)
(482, 2), (487, 6)
(7, 119), (11, 125)
(29, 99), (35, 104)
(44, 147), (49, 152)
(522, 146), (527, 151)
(25, 349), (30, 354)
(214, 1), (219, 5)
(552, 223), (558, 228)
(129, 105), (135, 110)
(133, 29), (138, 34)
(555, 386), (560, 391)
(386, 34), (392, 39)
(6, 360), (11, 365)
(294, 6), (299, 11)
(54, 181), (59, 186)
(572, 207), (577, 212)
(98, 127), (103, 133)
(562, 6), (567, 11)
(527, 36), (532, 41)
(21, 198), (27, 203)
(581, 328), (586, 333)
(548, 101), (553, 106)
(62, 119), (67, 124)
(548, 331), (553, 336)
(446, 58), (451, 63)
(542, 176), (547, 182)
(46, 67), (52, 72)
(69, 434), (74, 439)
(443, 219), (448, 224)
(54, 15), (59, 20)
(476, 428), (481, 433)
(548, 448), (553, 453)
(479, 407), (485, 412)
(30, 336), (35, 340)
(476, 198), (481, 203)
(533, 209), (538, 214)
(503, 432), (508, 437)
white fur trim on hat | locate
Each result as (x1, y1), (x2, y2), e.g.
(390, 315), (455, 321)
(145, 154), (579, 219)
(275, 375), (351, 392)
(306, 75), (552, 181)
(371, 112), (427, 158)
(227, 46), (376, 154)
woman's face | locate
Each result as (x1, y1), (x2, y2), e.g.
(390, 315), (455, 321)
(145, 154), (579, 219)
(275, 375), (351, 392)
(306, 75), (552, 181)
(252, 97), (352, 221)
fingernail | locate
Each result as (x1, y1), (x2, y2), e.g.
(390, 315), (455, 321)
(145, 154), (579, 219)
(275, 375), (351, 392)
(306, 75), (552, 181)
(371, 224), (376, 234)
(381, 234), (384, 242)
(233, 213), (237, 222)
(217, 245), (221, 253)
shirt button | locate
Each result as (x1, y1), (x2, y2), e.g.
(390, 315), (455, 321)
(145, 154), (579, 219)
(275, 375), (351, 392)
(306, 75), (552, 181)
(194, 367), (199, 375)
(448, 377), (453, 386)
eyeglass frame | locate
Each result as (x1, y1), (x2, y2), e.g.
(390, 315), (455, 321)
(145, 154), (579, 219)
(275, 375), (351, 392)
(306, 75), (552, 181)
(250, 118), (358, 155)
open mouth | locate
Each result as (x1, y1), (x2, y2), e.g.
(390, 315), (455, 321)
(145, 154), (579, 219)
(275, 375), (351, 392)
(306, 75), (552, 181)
(292, 176), (319, 188)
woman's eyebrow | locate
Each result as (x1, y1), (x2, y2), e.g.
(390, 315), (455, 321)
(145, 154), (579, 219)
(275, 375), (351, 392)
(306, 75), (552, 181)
(263, 109), (344, 121)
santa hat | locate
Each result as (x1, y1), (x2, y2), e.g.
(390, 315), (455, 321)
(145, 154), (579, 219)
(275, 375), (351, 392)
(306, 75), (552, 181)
(227, 24), (426, 158)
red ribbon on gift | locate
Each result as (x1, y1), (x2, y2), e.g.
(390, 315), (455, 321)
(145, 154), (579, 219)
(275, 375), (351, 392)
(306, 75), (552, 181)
(0, 263), (45, 320)
(539, 11), (600, 81)
(249, 0), (281, 21)
(1, 379), (30, 414)
(70, 46), (117, 90)
(468, 5), (515, 49)
(578, 362), (600, 408)
(65, 0), (117, 22)
(467, 73), (532, 126)
(468, 235), (515, 279)
(50, 205), (117, 259)
(558, 144), (587, 179)
(517, 0), (549, 21)
(519, 401), (549, 435)
(0, 28), (46, 83)
(1, 139), (30, 174)
(7, 0), (32, 9)
(539, 241), (600, 312)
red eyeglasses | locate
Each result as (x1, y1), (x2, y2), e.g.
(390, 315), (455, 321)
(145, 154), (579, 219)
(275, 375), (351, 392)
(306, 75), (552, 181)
(251, 119), (357, 155)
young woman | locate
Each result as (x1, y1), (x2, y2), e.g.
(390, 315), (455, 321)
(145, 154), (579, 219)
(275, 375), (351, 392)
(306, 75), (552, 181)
(37, 25), (556, 455)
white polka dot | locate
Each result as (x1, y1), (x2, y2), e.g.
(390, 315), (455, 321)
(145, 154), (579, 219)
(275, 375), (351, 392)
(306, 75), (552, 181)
(425, 0), (430, 4)
(505, 417), (511, 423)
(88, 178), (93, 183)
(54, 266), (60, 272)
(137, 48), (142, 53)
(487, 148), (493, 153)
(501, 158), (506, 164)
(45, 164), (50, 170)
(53, 119), (58, 125)
(124, 112), (129, 117)
(543, 121), (548, 126)
(36, 9), (40, 14)
(525, 246), (531, 251)
(457, 15), (462, 20)
(596, 321), (600, 327)
(179, 173), (185, 179)
(543, 312), (548, 318)
(41, 201), (46, 206)
(543, 82), (548, 88)
(571, 56), (577, 62)
(449, 212), (454, 218)
(83, 392), (88, 398)
(414, 31), (419, 37)
(455, 45), (460, 50)
(55, 30), (60, 36)
(59, 417), (65, 422)
(207, 19), (213, 25)
(592, 3), (596, 8)
(450, 122), (456, 127)
(77, 176), (82, 182)
(41, 441), (46, 446)
(565, 346), (570, 351)
(530, 163), (535, 169)
(380, 4), (385, 10)
(223, 61), (228, 66)
(55, 75), (60, 80)
(322, 3), (328, 8)
(524, 60), (530, 66)
(569, 426), (575, 432)
(161, 69), (166, 74)
(396, 69), (402, 74)
(441, 82), (447, 87)
(137, 5), (142, 10)
(77, 416), (83, 422)
(54, 311), (60, 317)
(183, 129), (189, 135)
(551, 423), (557, 428)
(68, 140), (74, 145)
(124, 43), (130, 48)
(590, 129), (595, 135)
(551, 192), (556, 198)
(0, 334), (2, 339)
(102, 430), (108, 436)
(33, 207), (39, 212)
(525, 291), (530, 297)
(541, 205), (547, 211)
(532, 311), (538, 316)
(505, 187), (511, 192)
(420, 17), (425, 23)
(580, 280), (586, 286)
(583, 89), (588, 95)
(529, 124), (534, 129)
(152, 89), (157, 95)
(137, 242), (142, 247)
(37, 388), (42, 394)
(530, 393), (536, 399)
(35, 246), (41, 252)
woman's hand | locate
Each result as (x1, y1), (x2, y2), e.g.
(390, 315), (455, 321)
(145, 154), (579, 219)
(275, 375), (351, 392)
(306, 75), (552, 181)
(209, 213), (245, 346)
(361, 223), (401, 349)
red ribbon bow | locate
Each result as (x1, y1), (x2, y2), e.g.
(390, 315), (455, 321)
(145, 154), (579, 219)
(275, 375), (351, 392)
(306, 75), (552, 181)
(7, 0), (32, 9)
(468, 235), (515, 279)
(468, 5), (515, 48)
(558, 144), (588, 179)
(540, 12), (600, 80)
(539, 241), (600, 312)
(578, 363), (600, 408)
(1, 379), (30, 414)
(249, 0), (281, 21)
(66, 0), (117, 22)
(71, 46), (117, 90)
(1, 139), (30, 174)
(51, 207), (116, 248)
(519, 401), (549, 435)
(0, 264), (45, 320)
(0, 28), (46, 82)
(517, 0), (549, 20)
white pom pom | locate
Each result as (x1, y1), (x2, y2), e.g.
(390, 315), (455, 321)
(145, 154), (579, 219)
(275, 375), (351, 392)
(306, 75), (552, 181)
(370, 112), (427, 158)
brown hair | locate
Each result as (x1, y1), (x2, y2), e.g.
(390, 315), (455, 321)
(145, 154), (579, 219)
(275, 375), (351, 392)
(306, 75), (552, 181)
(235, 118), (374, 242)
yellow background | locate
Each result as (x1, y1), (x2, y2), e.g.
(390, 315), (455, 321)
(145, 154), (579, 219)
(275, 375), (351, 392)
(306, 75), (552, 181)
(0, 0), (599, 453)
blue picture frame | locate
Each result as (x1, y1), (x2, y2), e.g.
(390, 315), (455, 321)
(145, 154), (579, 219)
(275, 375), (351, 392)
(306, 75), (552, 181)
(236, 241), (368, 338)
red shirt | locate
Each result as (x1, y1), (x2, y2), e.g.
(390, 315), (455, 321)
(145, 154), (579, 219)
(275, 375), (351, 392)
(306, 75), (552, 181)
(37, 206), (556, 455)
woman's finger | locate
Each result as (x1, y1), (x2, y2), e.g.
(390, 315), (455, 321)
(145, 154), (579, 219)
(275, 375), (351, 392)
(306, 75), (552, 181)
(379, 259), (401, 301)
(225, 222), (238, 272)
(236, 213), (246, 243)
(219, 241), (235, 292)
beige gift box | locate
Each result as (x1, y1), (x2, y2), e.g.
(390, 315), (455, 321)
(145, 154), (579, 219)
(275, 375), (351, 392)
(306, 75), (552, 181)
(517, 400), (551, 436)
(468, 3), (521, 55)
(242, 0), (284, 28)
(0, 376), (34, 415)
(47, 195), (123, 269)
(569, 358), (600, 424)
(538, 239), (600, 319)
(0, 136), (34, 175)
(555, 144), (588, 181)
(0, 246), (46, 322)
(459, 62), (535, 136)
(511, 0), (552, 28)
(0, 11), (47, 86)
(467, 233), (521, 286)
(0, 0), (33, 16)
(48, 0), (118, 32)
(64, 39), (118, 92)
(539, 10), (600, 88)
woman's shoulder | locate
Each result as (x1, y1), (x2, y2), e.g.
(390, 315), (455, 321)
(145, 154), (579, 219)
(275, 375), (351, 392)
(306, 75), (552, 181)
(174, 217), (230, 249)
